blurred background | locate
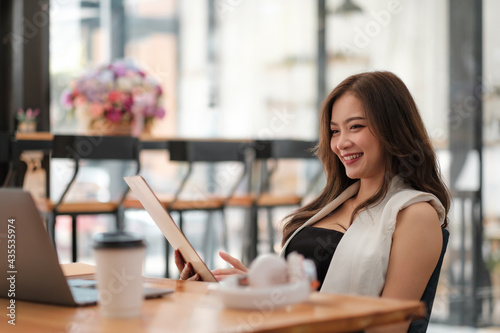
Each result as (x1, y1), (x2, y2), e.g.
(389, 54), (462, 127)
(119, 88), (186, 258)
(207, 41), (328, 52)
(1, 0), (499, 331)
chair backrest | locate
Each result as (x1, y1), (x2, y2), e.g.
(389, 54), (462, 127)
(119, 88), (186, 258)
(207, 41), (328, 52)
(0, 133), (12, 163)
(52, 135), (140, 161)
(254, 139), (317, 160)
(167, 139), (254, 203)
(408, 228), (450, 333)
(51, 135), (141, 205)
(168, 140), (252, 163)
(0, 133), (18, 187)
(253, 139), (320, 195)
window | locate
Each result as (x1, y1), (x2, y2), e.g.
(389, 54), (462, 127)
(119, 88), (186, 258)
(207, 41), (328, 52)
(50, 0), (177, 136)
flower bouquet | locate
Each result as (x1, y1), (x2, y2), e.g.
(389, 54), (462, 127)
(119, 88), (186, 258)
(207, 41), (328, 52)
(61, 60), (166, 136)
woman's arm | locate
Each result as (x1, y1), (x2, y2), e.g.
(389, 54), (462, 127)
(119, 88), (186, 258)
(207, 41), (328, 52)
(382, 201), (442, 301)
(366, 202), (442, 333)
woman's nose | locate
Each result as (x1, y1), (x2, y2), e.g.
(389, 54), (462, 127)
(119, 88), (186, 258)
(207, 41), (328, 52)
(336, 133), (352, 150)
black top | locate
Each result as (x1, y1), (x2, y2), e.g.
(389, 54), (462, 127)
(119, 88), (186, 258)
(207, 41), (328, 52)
(285, 226), (344, 290)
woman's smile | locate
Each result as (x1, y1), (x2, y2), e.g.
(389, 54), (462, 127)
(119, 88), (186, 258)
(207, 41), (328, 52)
(342, 153), (363, 164)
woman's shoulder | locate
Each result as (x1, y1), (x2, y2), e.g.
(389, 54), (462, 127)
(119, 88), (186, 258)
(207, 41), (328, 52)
(384, 177), (446, 224)
(394, 201), (443, 253)
(397, 201), (440, 228)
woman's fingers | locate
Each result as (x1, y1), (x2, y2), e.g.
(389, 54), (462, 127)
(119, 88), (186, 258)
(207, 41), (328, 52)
(179, 261), (201, 281)
(174, 249), (186, 273)
(218, 251), (248, 272)
(187, 273), (200, 281)
(213, 274), (231, 282)
(179, 262), (197, 280)
(177, 249), (246, 281)
(212, 268), (246, 276)
(176, 249), (200, 280)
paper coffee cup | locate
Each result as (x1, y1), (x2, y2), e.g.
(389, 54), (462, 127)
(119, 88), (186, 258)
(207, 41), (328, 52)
(93, 232), (146, 318)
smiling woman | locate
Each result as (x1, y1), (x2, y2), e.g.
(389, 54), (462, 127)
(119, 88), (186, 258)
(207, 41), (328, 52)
(279, 71), (451, 332)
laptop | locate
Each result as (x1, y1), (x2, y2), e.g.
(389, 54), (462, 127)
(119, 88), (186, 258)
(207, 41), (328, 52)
(124, 176), (218, 282)
(0, 189), (173, 306)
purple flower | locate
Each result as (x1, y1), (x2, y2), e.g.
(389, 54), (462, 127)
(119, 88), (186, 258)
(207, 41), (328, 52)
(155, 107), (166, 119)
(61, 89), (74, 108)
(144, 106), (156, 117)
(123, 96), (134, 111)
(156, 85), (163, 96)
(111, 62), (128, 77)
(16, 108), (40, 122)
(27, 108), (40, 119)
(106, 109), (123, 123)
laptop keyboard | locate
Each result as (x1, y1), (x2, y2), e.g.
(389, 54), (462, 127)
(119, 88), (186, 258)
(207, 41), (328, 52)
(68, 279), (99, 305)
(67, 278), (174, 305)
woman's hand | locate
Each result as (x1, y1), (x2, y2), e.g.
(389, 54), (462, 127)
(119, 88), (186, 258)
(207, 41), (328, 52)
(174, 249), (201, 281)
(211, 251), (249, 281)
(175, 249), (248, 282)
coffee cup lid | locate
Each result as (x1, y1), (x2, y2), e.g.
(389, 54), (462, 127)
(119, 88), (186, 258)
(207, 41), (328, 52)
(93, 232), (145, 249)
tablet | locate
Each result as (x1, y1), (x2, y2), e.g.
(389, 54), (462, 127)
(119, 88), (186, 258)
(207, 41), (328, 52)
(124, 176), (218, 282)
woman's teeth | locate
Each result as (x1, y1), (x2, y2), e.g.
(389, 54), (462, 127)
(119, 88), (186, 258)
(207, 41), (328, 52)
(344, 153), (362, 161)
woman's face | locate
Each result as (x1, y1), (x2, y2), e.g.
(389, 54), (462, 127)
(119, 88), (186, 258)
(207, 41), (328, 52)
(330, 93), (385, 181)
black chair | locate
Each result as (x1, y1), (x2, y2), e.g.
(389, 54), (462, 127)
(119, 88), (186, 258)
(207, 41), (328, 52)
(242, 139), (323, 261)
(0, 132), (19, 187)
(408, 228), (450, 332)
(45, 135), (141, 262)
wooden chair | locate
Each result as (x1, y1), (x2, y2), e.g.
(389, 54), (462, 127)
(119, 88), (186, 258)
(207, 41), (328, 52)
(124, 139), (254, 277)
(44, 135), (141, 262)
(242, 139), (323, 261)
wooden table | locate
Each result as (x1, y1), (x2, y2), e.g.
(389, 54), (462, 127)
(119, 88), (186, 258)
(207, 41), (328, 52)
(0, 263), (425, 332)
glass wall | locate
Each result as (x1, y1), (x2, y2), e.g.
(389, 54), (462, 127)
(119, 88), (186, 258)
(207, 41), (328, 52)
(51, 0), (450, 141)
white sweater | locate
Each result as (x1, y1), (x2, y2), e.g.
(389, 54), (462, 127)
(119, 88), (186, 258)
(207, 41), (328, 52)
(279, 176), (445, 296)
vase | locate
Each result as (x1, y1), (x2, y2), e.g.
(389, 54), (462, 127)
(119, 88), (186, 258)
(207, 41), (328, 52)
(88, 119), (132, 136)
(139, 119), (154, 137)
(18, 121), (37, 133)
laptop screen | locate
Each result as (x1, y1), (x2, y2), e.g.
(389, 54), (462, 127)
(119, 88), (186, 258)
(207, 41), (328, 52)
(0, 189), (78, 305)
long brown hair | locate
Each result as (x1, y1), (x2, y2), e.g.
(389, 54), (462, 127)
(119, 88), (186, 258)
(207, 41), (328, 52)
(281, 71), (450, 245)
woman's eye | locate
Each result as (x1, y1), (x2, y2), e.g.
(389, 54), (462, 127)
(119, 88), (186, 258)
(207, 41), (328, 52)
(351, 124), (364, 130)
(331, 129), (339, 135)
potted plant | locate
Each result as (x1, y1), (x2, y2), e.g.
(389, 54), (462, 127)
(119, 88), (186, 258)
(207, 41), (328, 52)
(17, 108), (40, 133)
